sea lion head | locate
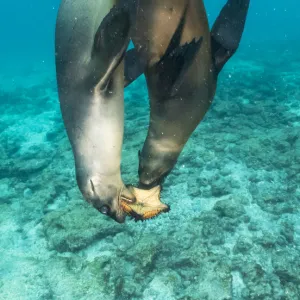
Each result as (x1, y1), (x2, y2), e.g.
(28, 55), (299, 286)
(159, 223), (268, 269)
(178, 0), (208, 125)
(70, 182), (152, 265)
(76, 172), (135, 223)
(137, 148), (177, 189)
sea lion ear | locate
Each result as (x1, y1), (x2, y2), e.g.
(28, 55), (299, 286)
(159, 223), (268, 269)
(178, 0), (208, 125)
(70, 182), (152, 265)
(92, 4), (131, 91)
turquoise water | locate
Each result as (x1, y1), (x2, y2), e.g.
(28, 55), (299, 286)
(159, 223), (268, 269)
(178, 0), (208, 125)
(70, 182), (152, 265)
(1, 1), (300, 299)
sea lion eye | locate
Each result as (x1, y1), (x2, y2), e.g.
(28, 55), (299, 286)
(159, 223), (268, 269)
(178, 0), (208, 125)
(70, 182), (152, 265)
(99, 205), (110, 215)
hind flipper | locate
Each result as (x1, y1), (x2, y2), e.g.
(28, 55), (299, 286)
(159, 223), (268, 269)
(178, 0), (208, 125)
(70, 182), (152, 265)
(211, 0), (250, 74)
(124, 48), (146, 87)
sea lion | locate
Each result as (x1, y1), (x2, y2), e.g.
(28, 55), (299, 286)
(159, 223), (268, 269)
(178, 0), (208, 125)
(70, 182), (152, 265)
(55, 0), (136, 223)
(127, 0), (250, 189)
(119, 0), (250, 220)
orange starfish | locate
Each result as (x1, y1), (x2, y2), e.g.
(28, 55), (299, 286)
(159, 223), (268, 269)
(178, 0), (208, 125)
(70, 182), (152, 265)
(120, 185), (170, 221)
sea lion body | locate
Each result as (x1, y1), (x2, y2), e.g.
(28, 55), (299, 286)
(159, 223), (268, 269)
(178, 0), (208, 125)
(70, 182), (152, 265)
(125, 0), (250, 188)
(130, 0), (216, 187)
(55, 0), (135, 223)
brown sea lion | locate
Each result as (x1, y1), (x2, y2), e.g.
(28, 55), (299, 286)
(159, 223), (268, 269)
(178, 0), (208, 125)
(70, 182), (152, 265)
(126, 0), (250, 189)
(121, 0), (250, 220)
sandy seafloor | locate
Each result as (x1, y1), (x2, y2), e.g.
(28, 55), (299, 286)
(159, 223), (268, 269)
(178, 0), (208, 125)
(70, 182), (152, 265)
(0, 44), (300, 300)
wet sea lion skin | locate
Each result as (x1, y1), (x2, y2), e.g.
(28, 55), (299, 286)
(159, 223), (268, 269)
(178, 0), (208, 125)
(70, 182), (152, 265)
(127, 0), (250, 188)
(55, 0), (136, 223)
(130, 0), (215, 187)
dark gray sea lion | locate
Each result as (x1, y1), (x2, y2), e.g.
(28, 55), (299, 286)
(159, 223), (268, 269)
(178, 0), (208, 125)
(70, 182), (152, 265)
(125, 0), (250, 189)
(55, 0), (136, 223)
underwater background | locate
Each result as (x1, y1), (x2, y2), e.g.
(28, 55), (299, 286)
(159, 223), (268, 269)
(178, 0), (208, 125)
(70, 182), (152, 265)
(1, 0), (300, 299)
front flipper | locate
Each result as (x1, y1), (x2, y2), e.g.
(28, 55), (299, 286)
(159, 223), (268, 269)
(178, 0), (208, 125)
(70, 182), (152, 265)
(155, 37), (203, 98)
(151, 2), (203, 98)
(211, 0), (250, 74)
(92, 4), (131, 91)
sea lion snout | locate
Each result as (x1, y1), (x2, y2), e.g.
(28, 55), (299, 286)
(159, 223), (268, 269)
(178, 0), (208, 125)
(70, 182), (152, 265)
(138, 150), (177, 188)
(76, 175), (130, 223)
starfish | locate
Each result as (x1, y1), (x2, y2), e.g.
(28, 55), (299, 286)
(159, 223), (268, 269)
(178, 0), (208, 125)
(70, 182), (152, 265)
(120, 185), (170, 221)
